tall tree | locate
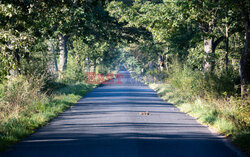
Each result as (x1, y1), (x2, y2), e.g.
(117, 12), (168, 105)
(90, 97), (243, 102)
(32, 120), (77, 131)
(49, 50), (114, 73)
(238, 0), (250, 98)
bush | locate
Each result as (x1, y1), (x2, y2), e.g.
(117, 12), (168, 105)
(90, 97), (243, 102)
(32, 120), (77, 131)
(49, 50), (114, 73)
(0, 75), (46, 122)
(146, 69), (168, 82)
(148, 80), (249, 154)
(168, 61), (240, 100)
(168, 62), (204, 100)
(58, 56), (87, 83)
(0, 73), (95, 151)
(161, 61), (249, 134)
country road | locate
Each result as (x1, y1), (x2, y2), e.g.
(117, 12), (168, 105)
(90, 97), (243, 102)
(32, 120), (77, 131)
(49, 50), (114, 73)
(1, 71), (242, 157)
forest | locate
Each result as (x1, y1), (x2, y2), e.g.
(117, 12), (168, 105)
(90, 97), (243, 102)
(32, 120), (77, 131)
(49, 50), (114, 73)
(0, 0), (249, 154)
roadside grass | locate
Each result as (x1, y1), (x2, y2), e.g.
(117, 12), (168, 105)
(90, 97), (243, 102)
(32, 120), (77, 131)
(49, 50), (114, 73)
(149, 83), (250, 155)
(0, 81), (96, 152)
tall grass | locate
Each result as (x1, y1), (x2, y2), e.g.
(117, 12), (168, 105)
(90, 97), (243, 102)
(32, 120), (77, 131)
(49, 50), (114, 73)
(150, 82), (250, 154)
(0, 54), (115, 152)
(0, 74), (95, 152)
(168, 62), (239, 100)
(133, 61), (250, 154)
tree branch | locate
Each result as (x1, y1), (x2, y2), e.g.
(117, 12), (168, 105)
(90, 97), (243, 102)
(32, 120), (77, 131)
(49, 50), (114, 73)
(213, 36), (224, 50)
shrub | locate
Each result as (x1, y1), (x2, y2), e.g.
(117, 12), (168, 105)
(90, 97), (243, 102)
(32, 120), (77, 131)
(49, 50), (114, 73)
(0, 75), (46, 122)
(0, 73), (95, 151)
(168, 61), (240, 100)
(168, 62), (204, 100)
(58, 56), (87, 83)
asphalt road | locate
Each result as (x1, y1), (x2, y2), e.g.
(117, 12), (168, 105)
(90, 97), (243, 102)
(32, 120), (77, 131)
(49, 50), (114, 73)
(1, 71), (243, 157)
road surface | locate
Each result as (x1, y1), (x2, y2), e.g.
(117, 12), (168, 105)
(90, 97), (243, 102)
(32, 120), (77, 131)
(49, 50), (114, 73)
(1, 71), (242, 157)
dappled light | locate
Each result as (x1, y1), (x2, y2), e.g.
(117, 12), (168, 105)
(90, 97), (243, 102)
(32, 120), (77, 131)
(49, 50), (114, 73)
(2, 72), (240, 157)
(0, 0), (249, 156)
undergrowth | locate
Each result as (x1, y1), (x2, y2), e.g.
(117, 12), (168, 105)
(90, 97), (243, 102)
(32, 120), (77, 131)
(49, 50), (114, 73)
(131, 62), (250, 155)
(149, 83), (250, 155)
(0, 75), (96, 152)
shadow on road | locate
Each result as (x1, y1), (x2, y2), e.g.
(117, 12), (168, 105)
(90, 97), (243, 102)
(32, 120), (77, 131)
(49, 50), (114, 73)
(1, 71), (240, 157)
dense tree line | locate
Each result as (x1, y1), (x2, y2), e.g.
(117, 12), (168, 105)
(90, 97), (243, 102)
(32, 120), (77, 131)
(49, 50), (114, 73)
(0, 0), (249, 152)
(0, 0), (151, 82)
(107, 0), (250, 98)
(0, 0), (249, 96)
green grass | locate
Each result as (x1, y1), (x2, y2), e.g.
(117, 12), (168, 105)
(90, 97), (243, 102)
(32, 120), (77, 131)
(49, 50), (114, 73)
(149, 83), (250, 155)
(0, 82), (96, 152)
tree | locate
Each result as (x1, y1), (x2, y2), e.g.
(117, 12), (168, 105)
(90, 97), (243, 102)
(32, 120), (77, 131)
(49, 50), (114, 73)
(237, 0), (250, 98)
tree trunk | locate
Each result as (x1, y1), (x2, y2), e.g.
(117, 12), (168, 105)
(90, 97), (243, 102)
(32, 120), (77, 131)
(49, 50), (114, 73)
(158, 54), (164, 71)
(204, 37), (224, 72)
(47, 41), (58, 75)
(148, 61), (153, 70)
(164, 47), (169, 72)
(58, 33), (68, 72)
(225, 25), (229, 69)
(165, 54), (169, 72)
(240, 7), (250, 99)
(204, 38), (213, 72)
(9, 49), (21, 76)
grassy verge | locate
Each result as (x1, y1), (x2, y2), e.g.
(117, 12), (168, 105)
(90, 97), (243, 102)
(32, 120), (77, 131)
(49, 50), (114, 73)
(148, 83), (250, 155)
(130, 69), (249, 155)
(0, 82), (96, 152)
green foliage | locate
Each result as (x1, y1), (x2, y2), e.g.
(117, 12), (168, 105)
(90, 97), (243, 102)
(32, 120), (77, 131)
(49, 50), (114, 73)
(186, 42), (204, 70)
(106, 0), (249, 92)
(168, 61), (239, 99)
(0, 75), (44, 115)
(0, 0), (249, 154)
(58, 56), (87, 84)
(168, 62), (203, 100)
(145, 69), (168, 81)
(107, 0), (183, 43)
(0, 78), (95, 152)
(148, 82), (250, 155)
(116, 49), (144, 74)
